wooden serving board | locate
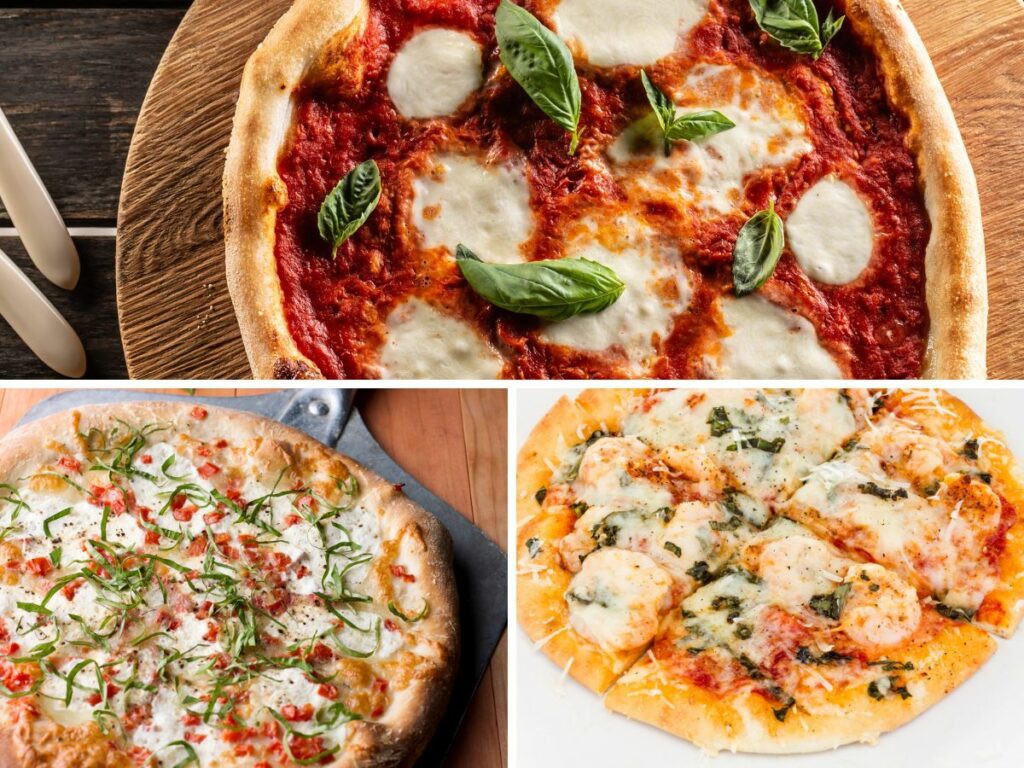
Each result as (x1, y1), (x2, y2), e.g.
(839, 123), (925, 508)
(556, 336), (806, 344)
(116, 0), (1024, 380)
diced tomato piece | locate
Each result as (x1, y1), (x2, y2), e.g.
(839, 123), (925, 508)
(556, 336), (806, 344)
(1, 643), (20, 656)
(384, 619), (399, 633)
(317, 684), (339, 700)
(25, 557), (52, 577)
(281, 703), (314, 722)
(57, 456), (82, 474)
(306, 643), (334, 663)
(123, 705), (149, 730)
(86, 693), (102, 706)
(139, 453), (153, 465)
(283, 513), (302, 527)
(172, 505), (197, 522)
(196, 445), (213, 458)
(389, 564), (416, 583)
(372, 678), (388, 693)
(191, 406), (208, 420)
(254, 761), (272, 768)
(296, 495), (318, 512)
(371, 706), (384, 718)
(137, 506), (153, 522)
(295, 564), (310, 580)
(127, 745), (152, 765)
(203, 623), (219, 642)
(203, 511), (226, 525)
(196, 601), (213, 620)
(288, 734), (331, 762)
(260, 720), (282, 740)
(270, 552), (292, 571)
(186, 535), (208, 557)
(144, 530), (161, 546)
(215, 439), (228, 449)
(184, 731), (206, 744)
(61, 579), (83, 601)
(0, 662), (34, 693)
(233, 744), (256, 757)
(182, 713), (201, 727)
(106, 683), (120, 699)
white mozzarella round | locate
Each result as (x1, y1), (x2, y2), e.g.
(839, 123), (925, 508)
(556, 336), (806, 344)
(787, 177), (874, 285)
(608, 64), (812, 214)
(541, 217), (690, 371)
(379, 298), (504, 379)
(387, 28), (483, 119)
(412, 153), (533, 264)
(553, 0), (709, 67)
(566, 548), (673, 652)
(718, 295), (842, 379)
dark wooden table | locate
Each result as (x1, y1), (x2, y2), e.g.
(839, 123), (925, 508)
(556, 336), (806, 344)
(0, 2), (191, 378)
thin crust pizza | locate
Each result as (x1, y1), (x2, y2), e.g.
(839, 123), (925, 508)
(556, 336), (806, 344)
(0, 403), (458, 767)
(516, 389), (1023, 753)
(224, 0), (985, 381)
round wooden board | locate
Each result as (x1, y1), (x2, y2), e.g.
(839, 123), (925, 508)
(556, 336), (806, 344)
(116, 0), (1024, 380)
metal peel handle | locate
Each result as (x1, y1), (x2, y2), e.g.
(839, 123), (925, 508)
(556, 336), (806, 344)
(0, 107), (81, 290)
(0, 247), (86, 377)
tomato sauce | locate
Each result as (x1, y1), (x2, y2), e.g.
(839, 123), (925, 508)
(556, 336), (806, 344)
(274, 0), (930, 378)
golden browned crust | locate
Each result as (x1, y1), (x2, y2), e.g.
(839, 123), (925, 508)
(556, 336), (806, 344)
(0, 402), (459, 768)
(224, 0), (368, 380)
(840, 0), (986, 378)
(605, 618), (995, 754)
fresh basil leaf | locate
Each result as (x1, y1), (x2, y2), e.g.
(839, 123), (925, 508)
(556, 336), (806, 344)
(317, 159), (382, 258)
(749, 0), (844, 59)
(455, 244), (624, 321)
(732, 200), (785, 296)
(496, 0), (582, 153)
(820, 8), (845, 48)
(641, 71), (734, 155)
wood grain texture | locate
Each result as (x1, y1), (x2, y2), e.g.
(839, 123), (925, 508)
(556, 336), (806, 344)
(112, 0), (1024, 380)
(0, 387), (508, 768)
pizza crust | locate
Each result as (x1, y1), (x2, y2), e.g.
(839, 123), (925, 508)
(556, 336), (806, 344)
(225, 0), (986, 380)
(839, 0), (986, 378)
(224, 0), (367, 380)
(0, 402), (459, 768)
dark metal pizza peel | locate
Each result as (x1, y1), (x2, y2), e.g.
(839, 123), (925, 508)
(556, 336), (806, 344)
(17, 389), (508, 767)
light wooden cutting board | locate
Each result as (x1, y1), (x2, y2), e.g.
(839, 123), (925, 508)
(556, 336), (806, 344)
(116, 0), (1024, 379)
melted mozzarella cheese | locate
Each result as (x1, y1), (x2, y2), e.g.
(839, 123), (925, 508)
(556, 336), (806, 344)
(717, 295), (842, 379)
(566, 548), (672, 652)
(840, 563), (921, 647)
(541, 216), (690, 371)
(387, 28), (483, 118)
(411, 153), (533, 264)
(553, 0), (709, 66)
(131, 687), (226, 766)
(609, 64), (811, 214)
(378, 298), (505, 379)
(787, 177), (874, 285)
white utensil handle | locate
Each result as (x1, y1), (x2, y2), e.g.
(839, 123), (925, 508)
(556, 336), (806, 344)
(0, 247), (86, 378)
(0, 107), (81, 290)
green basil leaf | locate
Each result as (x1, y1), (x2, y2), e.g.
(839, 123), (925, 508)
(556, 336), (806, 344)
(749, 0), (844, 59)
(820, 8), (845, 48)
(317, 159), (382, 258)
(496, 0), (582, 153)
(665, 110), (736, 142)
(732, 200), (785, 296)
(456, 245), (624, 321)
(641, 71), (734, 155)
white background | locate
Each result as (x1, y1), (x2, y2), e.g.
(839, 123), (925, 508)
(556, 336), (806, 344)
(513, 387), (1024, 767)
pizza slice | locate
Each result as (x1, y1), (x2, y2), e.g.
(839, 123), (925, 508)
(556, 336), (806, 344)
(604, 518), (996, 753)
(784, 389), (1024, 636)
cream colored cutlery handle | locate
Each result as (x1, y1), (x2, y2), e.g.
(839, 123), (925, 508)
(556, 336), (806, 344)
(0, 247), (86, 378)
(0, 107), (80, 290)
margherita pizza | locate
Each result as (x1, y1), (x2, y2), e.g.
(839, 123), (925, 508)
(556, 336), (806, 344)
(516, 389), (1024, 753)
(0, 403), (458, 767)
(224, 0), (985, 380)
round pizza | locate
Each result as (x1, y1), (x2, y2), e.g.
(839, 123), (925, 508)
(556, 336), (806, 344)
(0, 403), (458, 767)
(224, 0), (984, 380)
(517, 388), (1024, 752)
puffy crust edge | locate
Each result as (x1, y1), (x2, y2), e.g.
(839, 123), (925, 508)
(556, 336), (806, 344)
(841, 0), (986, 378)
(605, 618), (995, 754)
(223, 0), (368, 380)
(0, 402), (459, 768)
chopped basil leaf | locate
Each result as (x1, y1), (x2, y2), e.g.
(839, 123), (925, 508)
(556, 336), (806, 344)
(858, 482), (909, 501)
(808, 582), (851, 620)
(707, 406), (734, 437)
(525, 537), (542, 558)
(534, 487), (547, 504)
(663, 541), (682, 557)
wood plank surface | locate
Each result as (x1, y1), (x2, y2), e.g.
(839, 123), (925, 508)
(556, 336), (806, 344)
(0, 387), (508, 768)
(113, 0), (1024, 380)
